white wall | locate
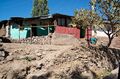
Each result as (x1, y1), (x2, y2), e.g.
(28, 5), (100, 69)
(92, 30), (108, 37)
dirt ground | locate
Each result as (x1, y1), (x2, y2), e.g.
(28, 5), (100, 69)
(0, 34), (119, 79)
(0, 44), (74, 79)
(0, 42), (119, 79)
(97, 37), (120, 48)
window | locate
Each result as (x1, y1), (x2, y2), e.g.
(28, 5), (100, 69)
(67, 19), (71, 26)
(57, 18), (65, 26)
(61, 18), (65, 26)
(57, 18), (61, 26)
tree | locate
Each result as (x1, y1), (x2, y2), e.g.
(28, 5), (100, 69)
(72, 9), (101, 46)
(73, 9), (101, 29)
(32, 0), (49, 16)
(91, 0), (120, 47)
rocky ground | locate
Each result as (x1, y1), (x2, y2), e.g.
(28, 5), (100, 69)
(0, 33), (120, 79)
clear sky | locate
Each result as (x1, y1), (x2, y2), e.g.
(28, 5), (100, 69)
(0, 0), (91, 21)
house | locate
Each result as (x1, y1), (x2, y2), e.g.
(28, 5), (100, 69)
(0, 13), (94, 40)
(0, 13), (73, 39)
(0, 20), (10, 37)
(92, 21), (120, 37)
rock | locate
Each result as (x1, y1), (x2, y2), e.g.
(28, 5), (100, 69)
(0, 57), (4, 61)
(0, 39), (2, 42)
(0, 51), (5, 57)
(11, 33), (80, 45)
(6, 56), (14, 61)
(27, 74), (38, 79)
(11, 36), (52, 45)
(0, 74), (3, 79)
(81, 71), (95, 79)
(6, 70), (15, 79)
(111, 67), (119, 75)
(36, 63), (44, 70)
(0, 50), (5, 61)
(0, 43), (119, 79)
(0, 50), (3, 54)
(0, 43), (3, 47)
(103, 68), (118, 79)
(6, 69), (27, 79)
(36, 53), (42, 57)
(27, 71), (51, 79)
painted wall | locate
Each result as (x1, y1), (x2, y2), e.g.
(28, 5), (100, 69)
(92, 30), (107, 37)
(10, 24), (31, 39)
(10, 25), (55, 39)
(55, 26), (80, 38)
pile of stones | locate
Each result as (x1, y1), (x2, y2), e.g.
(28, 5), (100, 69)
(11, 36), (52, 44)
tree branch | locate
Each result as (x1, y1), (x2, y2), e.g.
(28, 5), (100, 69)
(99, 27), (108, 35)
(113, 28), (120, 36)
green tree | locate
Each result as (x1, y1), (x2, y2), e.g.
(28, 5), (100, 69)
(72, 9), (101, 46)
(32, 0), (49, 16)
(72, 9), (101, 31)
(91, 0), (120, 47)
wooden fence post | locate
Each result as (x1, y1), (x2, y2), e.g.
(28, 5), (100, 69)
(18, 25), (20, 41)
(30, 25), (32, 44)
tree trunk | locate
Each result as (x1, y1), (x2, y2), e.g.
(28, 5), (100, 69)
(87, 40), (90, 47)
(107, 35), (113, 47)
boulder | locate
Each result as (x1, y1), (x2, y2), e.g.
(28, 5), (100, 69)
(0, 48), (9, 61)
(0, 50), (5, 57)
(0, 49), (5, 61)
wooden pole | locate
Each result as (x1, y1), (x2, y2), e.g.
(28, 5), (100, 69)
(48, 25), (49, 34)
(48, 22), (51, 45)
(18, 25), (20, 40)
(30, 25), (32, 44)
(1, 24), (5, 36)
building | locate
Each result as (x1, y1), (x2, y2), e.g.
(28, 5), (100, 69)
(0, 13), (72, 39)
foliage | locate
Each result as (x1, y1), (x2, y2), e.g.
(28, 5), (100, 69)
(72, 9), (101, 29)
(91, 0), (120, 47)
(32, 0), (49, 16)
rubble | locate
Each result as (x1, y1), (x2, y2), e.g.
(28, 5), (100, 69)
(10, 33), (80, 47)
(0, 33), (119, 79)
(0, 43), (119, 79)
(11, 36), (52, 45)
(0, 44), (9, 61)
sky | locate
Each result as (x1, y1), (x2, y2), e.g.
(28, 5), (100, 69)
(0, 0), (91, 21)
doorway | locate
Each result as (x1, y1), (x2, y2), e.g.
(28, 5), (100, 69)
(80, 28), (85, 38)
(32, 27), (37, 36)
